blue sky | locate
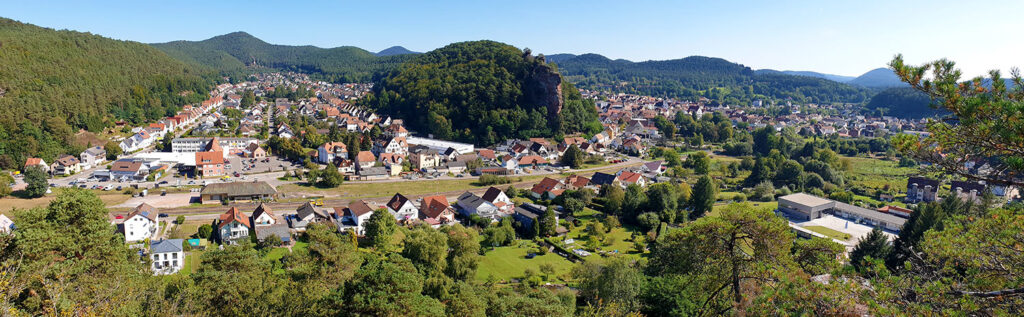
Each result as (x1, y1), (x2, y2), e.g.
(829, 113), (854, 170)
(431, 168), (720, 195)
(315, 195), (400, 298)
(2, 0), (1020, 77)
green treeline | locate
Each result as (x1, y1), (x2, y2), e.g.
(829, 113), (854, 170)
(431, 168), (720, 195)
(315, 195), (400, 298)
(360, 41), (601, 146)
(0, 18), (217, 168)
(553, 54), (873, 105)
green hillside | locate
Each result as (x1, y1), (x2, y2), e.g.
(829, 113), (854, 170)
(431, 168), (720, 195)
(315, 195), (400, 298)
(552, 54), (873, 104)
(361, 41), (601, 145)
(0, 17), (214, 169)
(152, 32), (414, 82)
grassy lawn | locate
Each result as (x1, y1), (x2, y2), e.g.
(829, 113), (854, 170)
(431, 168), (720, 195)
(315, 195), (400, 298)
(265, 240), (309, 263)
(802, 225), (852, 240)
(168, 221), (204, 239)
(844, 156), (916, 191)
(475, 240), (575, 283)
(709, 201), (777, 218)
(183, 250), (203, 274)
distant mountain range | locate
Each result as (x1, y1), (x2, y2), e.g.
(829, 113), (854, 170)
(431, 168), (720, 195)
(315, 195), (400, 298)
(545, 53), (873, 104)
(151, 32), (416, 82)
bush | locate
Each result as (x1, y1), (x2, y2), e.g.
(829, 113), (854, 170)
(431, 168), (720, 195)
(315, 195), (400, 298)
(733, 193), (747, 202)
(477, 174), (513, 186)
(175, 215), (185, 225)
(197, 224), (213, 239)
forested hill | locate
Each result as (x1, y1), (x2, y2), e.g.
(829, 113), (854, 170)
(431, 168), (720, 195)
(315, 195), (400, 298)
(375, 46), (419, 56)
(0, 17), (214, 169)
(152, 32), (415, 83)
(847, 68), (908, 88)
(550, 53), (873, 105)
(361, 41), (602, 146)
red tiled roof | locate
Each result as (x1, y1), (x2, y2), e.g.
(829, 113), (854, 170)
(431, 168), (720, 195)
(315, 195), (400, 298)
(196, 151), (224, 166)
(617, 171), (643, 183)
(356, 151), (376, 162)
(420, 195), (450, 219)
(219, 207), (251, 229)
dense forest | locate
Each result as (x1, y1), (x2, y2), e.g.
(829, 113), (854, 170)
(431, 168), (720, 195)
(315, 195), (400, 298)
(550, 54), (874, 105)
(864, 87), (940, 118)
(0, 18), (216, 168)
(361, 41), (602, 145)
(152, 32), (415, 83)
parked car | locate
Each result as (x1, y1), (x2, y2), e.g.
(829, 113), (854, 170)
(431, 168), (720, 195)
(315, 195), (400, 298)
(158, 213), (169, 218)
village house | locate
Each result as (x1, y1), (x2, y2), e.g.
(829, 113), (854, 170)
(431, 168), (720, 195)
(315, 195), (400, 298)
(456, 191), (504, 221)
(109, 159), (145, 180)
(409, 147), (442, 170)
(216, 207), (252, 244)
(419, 195), (456, 228)
(123, 203), (159, 243)
(149, 239), (184, 275)
(251, 203), (290, 243)
(905, 177), (940, 203)
(79, 146), (107, 169)
(355, 151), (377, 171)
(531, 177), (565, 200)
(195, 151), (225, 178)
(617, 171), (647, 187)
(23, 157), (48, 173)
(336, 200), (375, 235)
(317, 141), (348, 164)
(290, 201), (333, 231)
(50, 154), (81, 176)
(386, 193), (418, 222)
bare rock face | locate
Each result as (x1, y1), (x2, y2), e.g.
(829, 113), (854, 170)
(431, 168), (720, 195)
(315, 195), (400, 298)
(525, 64), (564, 119)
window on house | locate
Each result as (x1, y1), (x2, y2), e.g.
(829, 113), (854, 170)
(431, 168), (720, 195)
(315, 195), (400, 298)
(172, 253), (178, 259)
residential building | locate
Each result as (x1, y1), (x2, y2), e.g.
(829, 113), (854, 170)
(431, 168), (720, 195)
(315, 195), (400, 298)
(216, 207), (252, 244)
(51, 154), (81, 176)
(617, 171), (647, 187)
(317, 141), (348, 164)
(419, 195), (455, 227)
(80, 146), (107, 169)
(291, 202), (333, 231)
(409, 148), (441, 170)
(905, 177), (940, 203)
(150, 239), (184, 275)
(23, 157), (48, 173)
(530, 177), (565, 199)
(481, 187), (514, 212)
(195, 151), (225, 178)
(456, 191), (504, 221)
(123, 203), (159, 243)
(386, 193), (418, 222)
(337, 200), (375, 235)
(110, 159), (146, 180)
(951, 180), (986, 202)
(589, 172), (618, 187)
(355, 151), (376, 170)
(373, 137), (409, 156)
